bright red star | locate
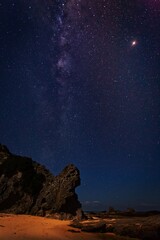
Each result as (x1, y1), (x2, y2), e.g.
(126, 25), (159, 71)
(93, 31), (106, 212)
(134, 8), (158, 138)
(131, 40), (137, 47)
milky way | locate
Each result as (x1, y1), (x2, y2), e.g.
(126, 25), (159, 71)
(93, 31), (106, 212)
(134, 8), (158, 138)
(55, 0), (82, 140)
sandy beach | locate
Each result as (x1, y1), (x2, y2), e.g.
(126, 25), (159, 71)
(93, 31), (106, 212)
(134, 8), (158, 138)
(0, 214), (120, 240)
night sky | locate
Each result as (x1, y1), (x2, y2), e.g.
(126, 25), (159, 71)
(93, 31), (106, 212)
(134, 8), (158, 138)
(0, 0), (160, 211)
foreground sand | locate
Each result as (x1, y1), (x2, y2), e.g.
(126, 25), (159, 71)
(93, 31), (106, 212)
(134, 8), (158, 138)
(0, 214), (134, 240)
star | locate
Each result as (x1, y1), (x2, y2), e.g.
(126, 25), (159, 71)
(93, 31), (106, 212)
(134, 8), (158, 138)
(131, 40), (137, 47)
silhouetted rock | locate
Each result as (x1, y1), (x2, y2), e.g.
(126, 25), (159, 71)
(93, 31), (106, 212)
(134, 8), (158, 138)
(0, 144), (83, 219)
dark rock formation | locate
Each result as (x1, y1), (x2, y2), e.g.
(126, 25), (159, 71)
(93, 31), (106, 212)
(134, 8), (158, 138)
(112, 223), (160, 240)
(0, 144), (83, 219)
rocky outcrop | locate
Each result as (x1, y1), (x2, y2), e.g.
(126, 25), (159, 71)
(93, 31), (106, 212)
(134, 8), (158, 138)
(70, 220), (107, 233)
(0, 144), (83, 219)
